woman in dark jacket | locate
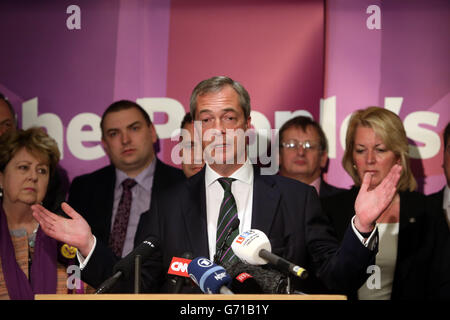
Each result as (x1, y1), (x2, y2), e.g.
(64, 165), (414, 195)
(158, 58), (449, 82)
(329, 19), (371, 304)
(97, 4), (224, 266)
(321, 107), (448, 300)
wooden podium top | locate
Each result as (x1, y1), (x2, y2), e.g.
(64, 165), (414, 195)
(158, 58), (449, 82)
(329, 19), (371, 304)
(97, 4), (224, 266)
(35, 293), (346, 300)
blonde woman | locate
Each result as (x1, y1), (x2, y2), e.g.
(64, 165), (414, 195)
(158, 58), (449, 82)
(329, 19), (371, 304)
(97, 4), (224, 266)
(321, 107), (444, 300)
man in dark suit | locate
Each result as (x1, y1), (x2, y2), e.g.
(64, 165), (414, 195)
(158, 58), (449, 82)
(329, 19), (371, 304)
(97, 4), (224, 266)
(129, 77), (400, 293)
(427, 122), (450, 230)
(32, 77), (401, 295)
(66, 100), (184, 287)
(426, 122), (450, 299)
(278, 116), (345, 198)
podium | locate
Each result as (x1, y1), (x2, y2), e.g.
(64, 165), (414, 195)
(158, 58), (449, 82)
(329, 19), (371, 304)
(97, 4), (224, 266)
(35, 294), (346, 300)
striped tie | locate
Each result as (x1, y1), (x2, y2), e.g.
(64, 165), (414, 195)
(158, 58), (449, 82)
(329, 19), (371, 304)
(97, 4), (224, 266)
(216, 178), (239, 264)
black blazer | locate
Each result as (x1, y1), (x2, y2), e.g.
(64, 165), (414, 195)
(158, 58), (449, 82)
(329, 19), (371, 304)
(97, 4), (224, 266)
(68, 158), (185, 287)
(319, 180), (346, 198)
(322, 187), (450, 300)
(426, 188), (450, 299)
(131, 166), (377, 294)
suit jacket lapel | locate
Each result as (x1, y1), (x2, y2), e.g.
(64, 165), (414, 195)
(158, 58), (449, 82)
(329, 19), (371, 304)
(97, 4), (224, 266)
(183, 169), (209, 257)
(251, 169), (281, 236)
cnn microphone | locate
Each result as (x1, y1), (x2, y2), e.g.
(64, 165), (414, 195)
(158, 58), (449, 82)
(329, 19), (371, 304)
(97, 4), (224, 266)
(95, 236), (160, 294)
(167, 252), (193, 293)
(187, 257), (234, 294)
(231, 229), (308, 279)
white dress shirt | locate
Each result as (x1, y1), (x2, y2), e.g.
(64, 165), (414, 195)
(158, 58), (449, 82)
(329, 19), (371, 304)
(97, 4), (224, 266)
(444, 185), (450, 228)
(205, 159), (254, 260)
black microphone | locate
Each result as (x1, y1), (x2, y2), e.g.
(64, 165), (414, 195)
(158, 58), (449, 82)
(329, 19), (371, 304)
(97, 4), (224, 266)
(222, 259), (288, 294)
(214, 218), (240, 264)
(170, 252), (193, 293)
(230, 272), (263, 294)
(95, 236), (160, 294)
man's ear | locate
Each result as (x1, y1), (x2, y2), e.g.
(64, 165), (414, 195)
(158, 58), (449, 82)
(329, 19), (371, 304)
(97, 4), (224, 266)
(150, 124), (158, 144)
(101, 138), (110, 157)
(245, 115), (252, 131)
(320, 151), (328, 169)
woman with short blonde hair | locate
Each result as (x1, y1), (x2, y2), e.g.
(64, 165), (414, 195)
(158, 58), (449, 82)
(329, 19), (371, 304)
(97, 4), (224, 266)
(321, 106), (441, 300)
(342, 106), (416, 192)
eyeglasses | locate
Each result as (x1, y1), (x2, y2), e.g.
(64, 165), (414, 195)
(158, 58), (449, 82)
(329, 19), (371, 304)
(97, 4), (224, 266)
(281, 139), (321, 151)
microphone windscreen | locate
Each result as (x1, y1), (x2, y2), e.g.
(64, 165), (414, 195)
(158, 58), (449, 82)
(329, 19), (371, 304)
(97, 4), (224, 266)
(222, 260), (288, 294)
(187, 257), (232, 294)
(230, 272), (263, 294)
(113, 236), (160, 276)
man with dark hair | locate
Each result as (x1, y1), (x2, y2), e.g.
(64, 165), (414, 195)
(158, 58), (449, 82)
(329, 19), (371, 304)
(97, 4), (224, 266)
(425, 122), (450, 298)
(278, 116), (345, 197)
(67, 100), (185, 287)
(428, 122), (450, 229)
(179, 112), (204, 178)
(0, 93), (17, 136)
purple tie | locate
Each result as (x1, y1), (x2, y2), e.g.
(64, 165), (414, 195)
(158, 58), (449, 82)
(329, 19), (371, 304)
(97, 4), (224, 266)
(109, 178), (137, 257)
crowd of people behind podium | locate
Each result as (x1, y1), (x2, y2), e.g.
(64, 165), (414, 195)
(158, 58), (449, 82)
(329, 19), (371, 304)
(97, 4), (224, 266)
(0, 79), (448, 300)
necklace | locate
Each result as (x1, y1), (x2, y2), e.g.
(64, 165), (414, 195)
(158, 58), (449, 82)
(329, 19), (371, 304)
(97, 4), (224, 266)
(28, 224), (39, 248)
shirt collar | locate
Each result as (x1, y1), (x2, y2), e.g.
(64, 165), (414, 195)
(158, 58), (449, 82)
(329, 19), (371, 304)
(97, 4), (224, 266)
(310, 177), (321, 195)
(205, 159), (253, 187)
(444, 185), (450, 209)
(115, 158), (156, 192)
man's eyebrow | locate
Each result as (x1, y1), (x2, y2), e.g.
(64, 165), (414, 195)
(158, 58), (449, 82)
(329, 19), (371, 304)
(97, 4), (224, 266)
(126, 121), (141, 129)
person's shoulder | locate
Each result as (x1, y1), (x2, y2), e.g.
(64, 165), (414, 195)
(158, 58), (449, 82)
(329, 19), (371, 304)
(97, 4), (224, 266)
(320, 180), (347, 198)
(258, 173), (313, 194)
(155, 158), (185, 179)
(321, 186), (358, 207)
(71, 165), (115, 185)
(426, 187), (444, 201)
(400, 189), (427, 204)
(157, 166), (202, 198)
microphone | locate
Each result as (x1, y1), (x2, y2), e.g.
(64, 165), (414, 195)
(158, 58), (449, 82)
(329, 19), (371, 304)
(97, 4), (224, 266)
(214, 218), (240, 264)
(230, 272), (263, 294)
(95, 236), (160, 294)
(167, 252), (193, 293)
(231, 229), (308, 279)
(222, 259), (288, 294)
(187, 257), (234, 294)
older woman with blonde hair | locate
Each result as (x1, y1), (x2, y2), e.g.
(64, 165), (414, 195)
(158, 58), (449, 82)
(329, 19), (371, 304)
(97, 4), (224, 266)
(321, 106), (444, 300)
(0, 128), (87, 299)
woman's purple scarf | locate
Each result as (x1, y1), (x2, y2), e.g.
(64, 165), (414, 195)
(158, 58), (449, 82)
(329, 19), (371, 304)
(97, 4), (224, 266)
(0, 201), (57, 299)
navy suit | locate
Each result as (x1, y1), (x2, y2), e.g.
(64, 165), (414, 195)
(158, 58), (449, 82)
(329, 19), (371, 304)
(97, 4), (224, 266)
(133, 166), (377, 294)
(68, 158), (185, 288)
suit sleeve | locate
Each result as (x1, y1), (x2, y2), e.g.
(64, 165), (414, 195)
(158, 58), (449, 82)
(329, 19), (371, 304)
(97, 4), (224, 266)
(304, 187), (377, 292)
(67, 176), (87, 218)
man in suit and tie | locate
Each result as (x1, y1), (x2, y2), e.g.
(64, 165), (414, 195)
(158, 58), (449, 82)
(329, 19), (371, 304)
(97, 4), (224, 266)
(32, 77), (401, 294)
(427, 122), (450, 229)
(66, 100), (185, 288)
(278, 116), (345, 198)
(426, 122), (450, 298)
